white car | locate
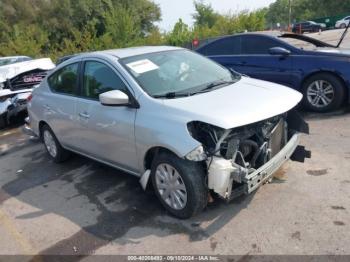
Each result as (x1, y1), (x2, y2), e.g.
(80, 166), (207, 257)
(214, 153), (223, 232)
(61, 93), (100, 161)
(335, 16), (350, 29)
(0, 56), (55, 128)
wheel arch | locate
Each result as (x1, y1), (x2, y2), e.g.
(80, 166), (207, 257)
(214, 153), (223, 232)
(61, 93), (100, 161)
(38, 120), (49, 138)
(143, 146), (180, 171)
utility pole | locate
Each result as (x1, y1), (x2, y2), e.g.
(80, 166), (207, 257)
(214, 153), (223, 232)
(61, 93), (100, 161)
(288, 0), (292, 31)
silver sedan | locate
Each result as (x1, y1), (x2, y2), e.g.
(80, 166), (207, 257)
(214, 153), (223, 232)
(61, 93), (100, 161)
(25, 46), (307, 218)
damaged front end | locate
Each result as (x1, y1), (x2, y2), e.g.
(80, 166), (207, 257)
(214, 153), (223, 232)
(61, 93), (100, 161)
(0, 70), (48, 128)
(0, 91), (32, 128)
(187, 110), (310, 200)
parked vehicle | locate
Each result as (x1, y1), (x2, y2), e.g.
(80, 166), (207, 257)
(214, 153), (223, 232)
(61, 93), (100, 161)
(195, 32), (350, 112)
(25, 47), (309, 218)
(292, 21), (326, 33)
(0, 57), (55, 128)
(0, 56), (32, 67)
(335, 16), (350, 29)
(56, 53), (83, 65)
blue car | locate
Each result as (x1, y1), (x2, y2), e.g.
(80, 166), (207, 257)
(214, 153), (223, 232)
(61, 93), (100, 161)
(195, 33), (350, 112)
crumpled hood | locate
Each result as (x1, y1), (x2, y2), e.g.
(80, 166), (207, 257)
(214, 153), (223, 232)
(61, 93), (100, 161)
(0, 58), (55, 83)
(162, 77), (302, 129)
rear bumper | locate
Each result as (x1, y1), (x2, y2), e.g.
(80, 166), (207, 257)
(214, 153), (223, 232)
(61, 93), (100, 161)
(22, 117), (37, 137)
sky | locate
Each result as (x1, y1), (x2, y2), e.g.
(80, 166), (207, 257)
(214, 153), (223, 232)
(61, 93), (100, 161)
(154, 0), (276, 31)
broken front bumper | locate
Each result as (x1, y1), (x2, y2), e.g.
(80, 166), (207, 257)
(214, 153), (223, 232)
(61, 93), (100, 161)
(244, 133), (299, 194)
(208, 133), (300, 200)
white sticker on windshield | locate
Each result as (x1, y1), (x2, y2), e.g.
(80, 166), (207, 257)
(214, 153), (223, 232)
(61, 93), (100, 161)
(126, 59), (159, 74)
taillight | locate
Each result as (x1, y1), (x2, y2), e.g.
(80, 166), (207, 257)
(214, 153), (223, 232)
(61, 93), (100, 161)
(27, 94), (33, 102)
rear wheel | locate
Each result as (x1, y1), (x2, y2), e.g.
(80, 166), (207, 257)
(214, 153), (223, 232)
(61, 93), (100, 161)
(302, 73), (345, 112)
(42, 125), (70, 163)
(151, 152), (208, 219)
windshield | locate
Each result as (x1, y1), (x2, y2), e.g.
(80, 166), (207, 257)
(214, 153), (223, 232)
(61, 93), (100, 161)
(120, 50), (240, 98)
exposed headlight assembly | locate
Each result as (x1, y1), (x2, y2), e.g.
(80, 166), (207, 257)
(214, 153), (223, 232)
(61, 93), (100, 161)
(185, 145), (207, 161)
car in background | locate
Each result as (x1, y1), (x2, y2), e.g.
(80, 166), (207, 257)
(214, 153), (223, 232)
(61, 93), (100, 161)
(292, 21), (326, 34)
(195, 32), (350, 112)
(0, 56), (32, 67)
(335, 16), (350, 29)
(0, 56), (55, 128)
(25, 46), (308, 218)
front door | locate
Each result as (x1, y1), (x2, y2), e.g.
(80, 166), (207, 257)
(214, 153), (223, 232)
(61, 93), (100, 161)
(75, 60), (138, 173)
(236, 35), (293, 87)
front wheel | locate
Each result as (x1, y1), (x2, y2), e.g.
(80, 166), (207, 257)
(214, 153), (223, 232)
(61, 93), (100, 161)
(340, 23), (347, 29)
(151, 152), (208, 219)
(302, 73), (345, 112)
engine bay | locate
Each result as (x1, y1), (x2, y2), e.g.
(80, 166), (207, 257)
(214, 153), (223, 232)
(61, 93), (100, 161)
(187, 111), (310, 199)
(188, 114), (289, 170)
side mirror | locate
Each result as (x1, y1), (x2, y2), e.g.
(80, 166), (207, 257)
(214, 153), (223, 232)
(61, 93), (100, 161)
(269, 47), (291, 56)
(99, 90), (129, 106)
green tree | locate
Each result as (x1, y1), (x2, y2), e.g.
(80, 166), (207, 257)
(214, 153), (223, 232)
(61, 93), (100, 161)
(0, 0), (161, 59)
(266, 0), (350, 27)
(192, 0), (219, 28)
(166, 19), (193, 46)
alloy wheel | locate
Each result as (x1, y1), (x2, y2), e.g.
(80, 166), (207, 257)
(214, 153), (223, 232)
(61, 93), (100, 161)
(307, 80), (335, 108)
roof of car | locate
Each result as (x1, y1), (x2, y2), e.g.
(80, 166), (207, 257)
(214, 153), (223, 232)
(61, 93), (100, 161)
(97, 46), (183, 58)
(194, 32), (336, 50)
(0, 56), (31, 60)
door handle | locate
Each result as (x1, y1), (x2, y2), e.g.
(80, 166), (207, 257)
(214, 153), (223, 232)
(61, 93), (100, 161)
(79, 112), (90, 119)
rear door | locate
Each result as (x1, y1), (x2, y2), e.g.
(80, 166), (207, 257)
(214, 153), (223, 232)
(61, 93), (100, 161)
(75, 59), (138, 172)
(197, 36), (245, 73)
(44, 62), (81, 149)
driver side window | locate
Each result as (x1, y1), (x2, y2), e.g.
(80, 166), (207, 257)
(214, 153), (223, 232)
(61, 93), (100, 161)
(82, 61), (127, 100)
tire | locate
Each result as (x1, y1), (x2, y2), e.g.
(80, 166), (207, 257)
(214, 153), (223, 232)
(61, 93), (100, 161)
(302, 73), (345, 112)
(0, 114), (7, 129)
(151, 152), (208, 219)
(340, 23), (346, 29)
(41, 125), (70, 163)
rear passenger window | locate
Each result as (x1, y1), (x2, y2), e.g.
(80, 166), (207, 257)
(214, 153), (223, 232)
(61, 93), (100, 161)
(242, 36), (279, 54)
(48, 63), (79, 95)
(200, 37), (241, 56)
(82, 61), (127, 100)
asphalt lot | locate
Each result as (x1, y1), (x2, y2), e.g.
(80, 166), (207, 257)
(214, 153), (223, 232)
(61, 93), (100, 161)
(1, 29), (350, 259)
(1, 108), (350, 259)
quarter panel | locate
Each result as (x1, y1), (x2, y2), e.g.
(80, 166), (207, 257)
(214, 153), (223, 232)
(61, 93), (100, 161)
(292, 53), (350, 91)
